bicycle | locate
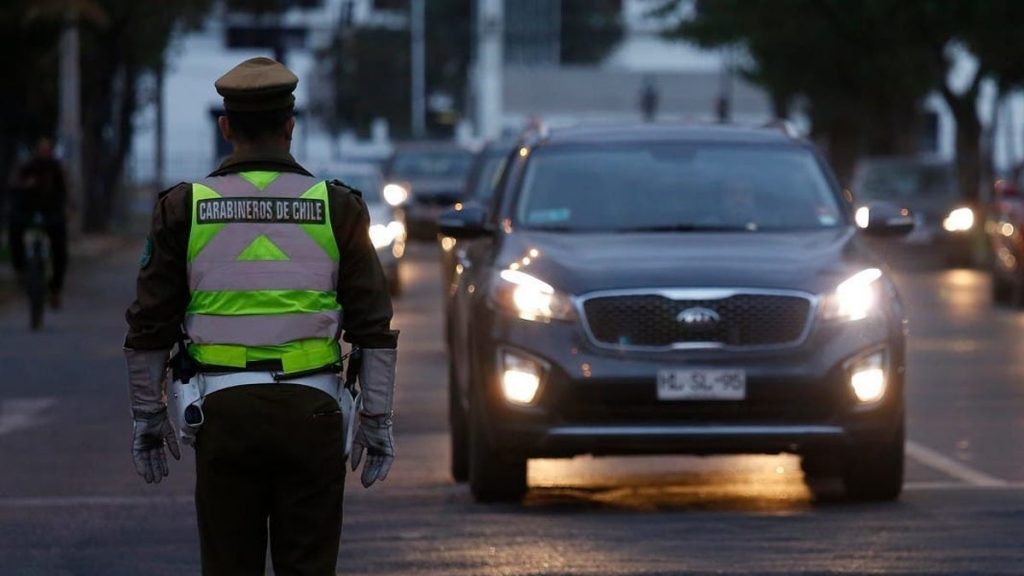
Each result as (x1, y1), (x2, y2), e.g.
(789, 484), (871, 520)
(23, 213), (50, 331)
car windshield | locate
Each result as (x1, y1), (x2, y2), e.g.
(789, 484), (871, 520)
(467, 153), (510, 200)
(515, 144), (843, 232)
(855, 162), (957, 203)
(389, 150), (473, 179)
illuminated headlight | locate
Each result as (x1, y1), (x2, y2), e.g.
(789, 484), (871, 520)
(855, 206), (870, 229)
(848, 350), (887, 404)
(943, 207), (974, 232)
(500, 349), (545, 405)
(369, 223), (395, 249)
(383, 183), (409, 206)
(493, 269), (575, 322)
(822, 268), (884, 321)
(386, 220), (406, 242)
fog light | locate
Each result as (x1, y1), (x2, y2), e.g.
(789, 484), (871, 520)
(500, 351), (544, 405)
(849, 351), (887, 404)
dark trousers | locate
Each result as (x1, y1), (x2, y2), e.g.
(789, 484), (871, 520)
(8, 213), (68, 293)
(195, 384), (346, 576)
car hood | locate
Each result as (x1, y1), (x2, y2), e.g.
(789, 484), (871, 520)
(497, 228), (878, 296)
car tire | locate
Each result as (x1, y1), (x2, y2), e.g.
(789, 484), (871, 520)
(841, 423), (904, 502)
(991, 274), (1014, 306)
(468, 397), (527, 503)
(388, 269), (402, 298)
(449, 363), (469, 483)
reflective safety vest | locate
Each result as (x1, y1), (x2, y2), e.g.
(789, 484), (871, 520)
(186, 171), (341, 374)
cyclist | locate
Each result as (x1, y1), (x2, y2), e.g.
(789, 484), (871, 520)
(8, 138), (69, 309)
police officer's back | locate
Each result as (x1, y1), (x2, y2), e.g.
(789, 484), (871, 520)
(123, 57), (399, 575)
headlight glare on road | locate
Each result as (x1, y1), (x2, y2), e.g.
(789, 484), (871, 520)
(849, 350), (887, 404)
(383, 183), (409, 206)
(822, 268), (883, 321)
(369, 223), (395, 249)
(500, 350), (545, 405)
(943, 207), (975, 232)
(495, 269), (575, 322)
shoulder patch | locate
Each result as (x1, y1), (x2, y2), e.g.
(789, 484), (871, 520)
(139, 236), (154, 269)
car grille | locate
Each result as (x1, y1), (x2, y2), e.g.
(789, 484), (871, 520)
(580, 291), (814, 349)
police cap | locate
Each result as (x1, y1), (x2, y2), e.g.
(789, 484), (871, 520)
(215, 57), (298, 112)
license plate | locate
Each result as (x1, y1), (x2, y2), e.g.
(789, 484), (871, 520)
(656, 369), (747, 401)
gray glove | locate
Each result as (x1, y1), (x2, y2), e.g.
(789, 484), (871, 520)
(132, 407), (180, 484)
(351, 348), (397, 488)
(351, 414), (395, 488)
(125, 347), (179, 484)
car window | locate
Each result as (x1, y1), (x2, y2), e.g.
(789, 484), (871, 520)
(856, 163), (957, 202)
(468, 154), (510, 201)
(515, 144), (842, 232)
(388, 150), (473, 179)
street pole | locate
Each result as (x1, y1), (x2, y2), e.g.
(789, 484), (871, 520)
(58, 16), (83, 232)
(475, 0), (503, 140)
(410, 0), (426, 139)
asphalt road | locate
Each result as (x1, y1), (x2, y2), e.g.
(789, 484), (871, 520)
(0, 242), (1022, 575)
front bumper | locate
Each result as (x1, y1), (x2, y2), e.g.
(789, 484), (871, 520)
(471, 309), (905, 458)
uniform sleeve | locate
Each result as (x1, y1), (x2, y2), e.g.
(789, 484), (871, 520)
(330, 184), (399, 349)
(124, 184), (191, 350)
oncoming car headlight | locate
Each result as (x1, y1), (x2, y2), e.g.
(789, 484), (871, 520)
(369, 220), (405, 249)
(943, 207), (974, 232)
(492, 269), (575, 322)
(382, 183), (409, 207)
(822, 268), (884, 321)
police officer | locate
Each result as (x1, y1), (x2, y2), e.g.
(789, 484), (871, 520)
(123, 57), (398, 575)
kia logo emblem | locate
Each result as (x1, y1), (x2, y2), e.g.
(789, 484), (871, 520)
(677, 307), (720, 326)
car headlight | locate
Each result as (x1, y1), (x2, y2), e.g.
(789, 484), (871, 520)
(821, 268), (884, 321)
(854, 206), (870, 229)
(492, 269), (575, 322)
(386, 219), (406, 242)
(383, 183), (409, 206)
(499, 349), (547, 405)
(943, 207), (974, 232)
(369, 223), (395, 249)
(846, 349), (888, 404)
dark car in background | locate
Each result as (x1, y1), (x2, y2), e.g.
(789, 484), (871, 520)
(382, 142), (474, 240)
(311, 161), (405, 295)
(440, 139), (518, 300)
(850, 156), (973, 266)
(987, 178), (1024, 305)
(440, 124), (914, 503)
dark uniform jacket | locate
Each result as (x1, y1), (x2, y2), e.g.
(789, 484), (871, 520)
(124, 148), (398, 360)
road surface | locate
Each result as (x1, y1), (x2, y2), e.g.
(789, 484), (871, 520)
(0, 242), (1022, 574)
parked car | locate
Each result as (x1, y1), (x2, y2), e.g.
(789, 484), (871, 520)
(313, 161), (405, 296)
(382, 142), (474, 240)
(440, 123), (913, 503)
(987, 178), (1024, 305)
(850, 156), (973, 266)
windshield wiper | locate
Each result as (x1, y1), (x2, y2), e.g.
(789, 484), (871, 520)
(616, 224), (756, 233)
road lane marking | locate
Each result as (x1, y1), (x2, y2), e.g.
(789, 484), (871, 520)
(0, 398), (56, 437)
(905, 440), (1009, 488)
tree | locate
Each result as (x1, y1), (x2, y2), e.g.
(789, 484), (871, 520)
(561, 0), (624, 64)
(660, 0), (939, 184)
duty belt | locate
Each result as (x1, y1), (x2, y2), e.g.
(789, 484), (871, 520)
(201, 371), (340, 399)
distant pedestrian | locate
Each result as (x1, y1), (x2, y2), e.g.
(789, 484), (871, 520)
(123, 57), (399, 575)
(639, 76), (660, 123)
(8, 138), (69, 308)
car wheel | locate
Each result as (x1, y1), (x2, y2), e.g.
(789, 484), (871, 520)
(468, 396), (527, 503)
(449, 360), (469, 483)
(841, 423), (904, 502)
(991, 273), (1014, 306)
(388, 269), (402, 298)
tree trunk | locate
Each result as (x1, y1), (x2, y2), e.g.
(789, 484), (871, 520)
(949, 97), (983, 203)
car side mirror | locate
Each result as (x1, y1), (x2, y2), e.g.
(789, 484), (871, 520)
(438, 204), (490, 239)
(855, 201), (915, 237)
